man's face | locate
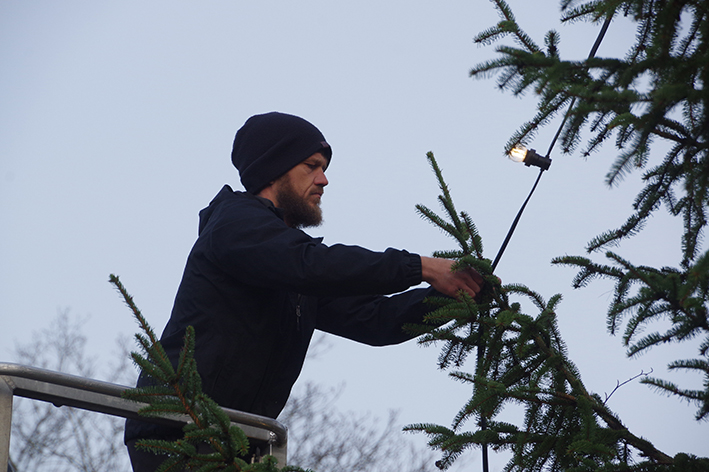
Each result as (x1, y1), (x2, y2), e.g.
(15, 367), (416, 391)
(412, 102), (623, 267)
(273, 152), (329, 228)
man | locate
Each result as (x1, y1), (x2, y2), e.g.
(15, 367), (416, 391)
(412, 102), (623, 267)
(125, 112), (482, 470)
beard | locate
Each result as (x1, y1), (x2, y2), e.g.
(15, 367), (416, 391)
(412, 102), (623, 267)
(275, 176), (323, 229)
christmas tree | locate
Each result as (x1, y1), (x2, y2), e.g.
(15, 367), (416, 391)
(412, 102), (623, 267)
(407, 0), (708, 470)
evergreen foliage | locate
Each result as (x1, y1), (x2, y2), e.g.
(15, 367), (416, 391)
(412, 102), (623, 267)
(406, 153), (707, 471)
(469, 0), (708, 423)
(109, 274), (310, 472)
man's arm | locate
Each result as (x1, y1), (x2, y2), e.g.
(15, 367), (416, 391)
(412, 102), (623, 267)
(316, 259), (484, 347)
(420, 256), (483, 299)
(204, 193), (423, 297)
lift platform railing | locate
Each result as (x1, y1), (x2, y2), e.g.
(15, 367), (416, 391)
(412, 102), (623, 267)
(0, 362), (287, 468)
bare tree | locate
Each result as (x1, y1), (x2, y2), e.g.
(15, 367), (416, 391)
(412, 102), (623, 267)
(8, 310), (135, 472)
(278, 333), (450, 472)
(279, 381), (439, 472)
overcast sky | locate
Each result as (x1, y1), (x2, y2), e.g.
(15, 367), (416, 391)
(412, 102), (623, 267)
(1, 1), (706, 470)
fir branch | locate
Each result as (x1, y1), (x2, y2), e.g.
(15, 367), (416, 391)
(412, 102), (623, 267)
(111, 275), (295, 471)
(640, 376), (709, 421)
(415, 203), (458, 237)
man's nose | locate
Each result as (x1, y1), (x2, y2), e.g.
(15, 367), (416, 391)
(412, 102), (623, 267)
(315, 170), (328, 187)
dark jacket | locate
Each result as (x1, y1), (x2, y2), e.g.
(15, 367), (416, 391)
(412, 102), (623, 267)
(125, 185), (437, 442)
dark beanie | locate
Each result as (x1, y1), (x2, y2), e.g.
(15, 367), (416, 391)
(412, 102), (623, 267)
(231, 112), (332, 194)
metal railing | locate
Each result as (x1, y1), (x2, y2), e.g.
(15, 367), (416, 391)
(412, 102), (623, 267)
(0, 362), (287, 469)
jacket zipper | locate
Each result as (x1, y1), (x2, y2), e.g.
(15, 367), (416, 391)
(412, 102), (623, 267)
(296, 294), (302, 331)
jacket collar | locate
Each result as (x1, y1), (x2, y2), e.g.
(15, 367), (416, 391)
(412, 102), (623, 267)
(254, 194), (284, 220)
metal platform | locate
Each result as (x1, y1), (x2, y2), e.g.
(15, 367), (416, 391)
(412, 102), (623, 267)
(0, 362), (287, 469)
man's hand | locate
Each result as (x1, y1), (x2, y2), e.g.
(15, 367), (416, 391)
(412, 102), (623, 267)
(421, 256), (484, 299)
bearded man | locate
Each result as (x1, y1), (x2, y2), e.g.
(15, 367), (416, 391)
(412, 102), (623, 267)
(124, 112), (483, 471)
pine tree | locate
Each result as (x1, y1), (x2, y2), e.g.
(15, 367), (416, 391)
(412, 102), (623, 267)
(109, 274), (310, 472)
(406, 152), (708, 471)
(405, 1), (708, 469)
(468, 0), (708, 420)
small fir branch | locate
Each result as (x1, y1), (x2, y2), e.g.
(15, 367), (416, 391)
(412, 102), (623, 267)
(416, 203), (458, 237)
(109, 274), (303, 472)
(432, 249), (467, 259)
(640, 376), (709, 421)
(460, 211), (485, 259)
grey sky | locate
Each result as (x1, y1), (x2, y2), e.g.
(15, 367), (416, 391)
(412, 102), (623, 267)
(1, 1), (705, 469)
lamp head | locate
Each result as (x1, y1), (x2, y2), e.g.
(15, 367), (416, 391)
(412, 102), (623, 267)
(508, 145), (552, 171)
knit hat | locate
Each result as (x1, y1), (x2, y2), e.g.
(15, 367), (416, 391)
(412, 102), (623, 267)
(231, 112), (332, 194)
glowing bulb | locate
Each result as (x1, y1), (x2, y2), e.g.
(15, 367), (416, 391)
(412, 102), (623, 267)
(509, 146), (527, 163)
(508, 145), (552, 171)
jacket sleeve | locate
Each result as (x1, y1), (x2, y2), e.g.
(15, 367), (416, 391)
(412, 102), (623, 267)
(314, 287), (440, 346)
(201, 194), (422, 297)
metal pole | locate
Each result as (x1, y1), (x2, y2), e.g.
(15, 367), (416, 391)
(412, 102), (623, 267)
(0, 377), (14, 471)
